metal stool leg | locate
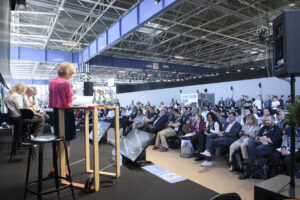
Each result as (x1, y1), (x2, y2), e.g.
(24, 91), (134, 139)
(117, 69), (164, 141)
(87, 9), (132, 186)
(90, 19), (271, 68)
(52, 143), (60, 197)
(24, 144), (32, 200)
(63, 141), (75, 200)
(9, 133), (16, 162)
(37, 144), (44, 200)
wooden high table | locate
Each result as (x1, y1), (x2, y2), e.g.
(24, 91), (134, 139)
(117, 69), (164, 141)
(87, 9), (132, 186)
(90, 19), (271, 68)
(58, 105), (120, 192)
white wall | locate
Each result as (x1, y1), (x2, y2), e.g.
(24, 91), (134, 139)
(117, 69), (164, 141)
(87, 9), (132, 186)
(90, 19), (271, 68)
(117, 77), (300, 107)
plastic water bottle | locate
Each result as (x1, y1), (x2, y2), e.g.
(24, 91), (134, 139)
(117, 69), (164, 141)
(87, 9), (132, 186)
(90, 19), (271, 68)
(112, 148), (122, 166)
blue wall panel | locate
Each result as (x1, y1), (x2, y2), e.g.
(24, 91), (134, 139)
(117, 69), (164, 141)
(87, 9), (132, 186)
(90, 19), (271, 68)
(97, 33), (107, 51)
(73, 52), (79, 63)
(139, 0), (163, 24)
(90, 55), (210, 74)
(19, 47), (45, 62)
(47, 50), (72, 63)
(10, 46), (19, 60)
(165, 0), (177, 7)
(89, 39), (98, 58)
(79, 52), (83, 64)
(108, 21), (120, 45)
(11, 79), (50, 86)
(121, 7), (138, 36)
(82, 47), (89, 62)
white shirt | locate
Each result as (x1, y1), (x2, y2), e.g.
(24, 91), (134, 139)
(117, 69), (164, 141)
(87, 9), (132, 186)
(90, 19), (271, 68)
(225, 121), (236, 132)
(201, 111), (209, 122)
(253, 99), (262, 109)
(125, 109), (132, 116)
(4, 92), (24, 118)
(107, 110), (115, 118)
(272, 100), (280, 109)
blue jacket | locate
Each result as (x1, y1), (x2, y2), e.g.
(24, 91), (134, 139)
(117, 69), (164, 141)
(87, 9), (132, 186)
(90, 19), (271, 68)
(223, 121), (242, 139)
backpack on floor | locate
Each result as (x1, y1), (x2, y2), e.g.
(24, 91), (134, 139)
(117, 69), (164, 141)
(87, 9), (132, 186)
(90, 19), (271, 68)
(252, 158), (271, 179)
(180, 137), (194, 158)
(231, 151), (243, 172)
(167, 136), (181, 149)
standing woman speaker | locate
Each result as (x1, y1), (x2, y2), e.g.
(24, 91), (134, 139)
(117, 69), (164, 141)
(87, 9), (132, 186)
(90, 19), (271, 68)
(48, 62), (77, 176)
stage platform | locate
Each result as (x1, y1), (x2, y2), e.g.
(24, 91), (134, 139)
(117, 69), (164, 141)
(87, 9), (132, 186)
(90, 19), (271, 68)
(0, 131), (218, 200)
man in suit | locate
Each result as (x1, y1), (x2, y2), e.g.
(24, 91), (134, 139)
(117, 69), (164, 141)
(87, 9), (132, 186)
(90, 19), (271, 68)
(201, 112), (242, 167)
(149, 107), (169, 134)
(181, 106), (192, 125)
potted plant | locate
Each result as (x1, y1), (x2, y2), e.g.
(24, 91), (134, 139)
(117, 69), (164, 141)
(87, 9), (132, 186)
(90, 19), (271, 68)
(286, 96), (300, 128)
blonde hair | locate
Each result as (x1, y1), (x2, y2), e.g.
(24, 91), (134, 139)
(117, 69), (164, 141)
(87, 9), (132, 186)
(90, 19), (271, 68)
(58, 62), (76, 77)
(8, 82), (27, 96)
(246, 114), (258, 126)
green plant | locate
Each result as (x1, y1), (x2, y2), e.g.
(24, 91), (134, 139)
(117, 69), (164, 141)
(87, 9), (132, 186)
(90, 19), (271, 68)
(286, 96), (300, 127)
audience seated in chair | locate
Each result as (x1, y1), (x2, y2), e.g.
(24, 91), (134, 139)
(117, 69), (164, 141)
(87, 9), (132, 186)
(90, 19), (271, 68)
(147, 107), (169, 134)
(153, 109), (182, 152)
(201, 112), (241, 167)
(239, 115), (282, 179)
(270, 126), (300, 177)
(228, 114), (260, 171)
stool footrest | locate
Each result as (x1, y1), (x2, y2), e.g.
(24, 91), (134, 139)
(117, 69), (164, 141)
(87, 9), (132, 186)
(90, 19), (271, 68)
(25, 184), (72, 196)
(27, 176), (71, 186)
(26, 176), (73, 196)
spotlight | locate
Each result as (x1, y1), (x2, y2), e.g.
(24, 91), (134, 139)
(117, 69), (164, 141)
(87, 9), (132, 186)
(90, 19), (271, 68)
(154, 0), (161, 4)
(16, 0), (27, 10)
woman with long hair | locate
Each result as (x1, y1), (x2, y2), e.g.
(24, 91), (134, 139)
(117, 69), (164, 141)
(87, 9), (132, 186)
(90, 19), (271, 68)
(199, 112), (223, 167)
(4, 82), (44, 141)
(204, 112), (223, 135)
(228, 114), (260, 171)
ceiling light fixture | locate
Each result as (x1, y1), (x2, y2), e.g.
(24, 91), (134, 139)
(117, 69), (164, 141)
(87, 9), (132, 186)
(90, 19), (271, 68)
(16, 0), (27, 10)
(289, 3), (296, 7)
(154, 0), (161, 4)
(175, 55), (184, 59)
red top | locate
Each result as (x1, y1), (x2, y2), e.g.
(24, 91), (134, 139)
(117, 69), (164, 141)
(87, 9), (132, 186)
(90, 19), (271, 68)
(192, 120), (205, 135)
(48, 76), (73, 108)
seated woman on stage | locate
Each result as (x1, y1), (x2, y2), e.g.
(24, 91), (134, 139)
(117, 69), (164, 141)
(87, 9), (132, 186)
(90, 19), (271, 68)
(48, 62), (76, 177)
(5, 82), (45, 141)
(228, 114), (260, 171)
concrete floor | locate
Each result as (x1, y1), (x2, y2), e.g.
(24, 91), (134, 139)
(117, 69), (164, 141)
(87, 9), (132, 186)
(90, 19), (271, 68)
(146, 146), (263, 200)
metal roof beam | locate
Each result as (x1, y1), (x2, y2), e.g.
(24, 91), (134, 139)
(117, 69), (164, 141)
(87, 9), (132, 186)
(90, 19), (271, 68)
(43, 0), (66, 49)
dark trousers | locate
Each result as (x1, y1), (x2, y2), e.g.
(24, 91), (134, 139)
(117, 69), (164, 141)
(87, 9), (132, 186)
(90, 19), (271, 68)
(271, 150), (300, 176)
(205, 134), (235, 161)
(23, 115), (45, 137)
(248, 139), (273, 160)
(191, 134), (206, 152)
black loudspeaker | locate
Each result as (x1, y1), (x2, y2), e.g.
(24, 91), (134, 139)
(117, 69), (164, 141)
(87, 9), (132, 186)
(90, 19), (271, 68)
(273, 11), (300, 77)
(83, 82), (94, 96)
(120, 128), (155, 164)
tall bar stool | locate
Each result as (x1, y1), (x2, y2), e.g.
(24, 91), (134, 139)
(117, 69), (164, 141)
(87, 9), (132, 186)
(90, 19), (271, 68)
(9, 109), (35, 162)
(24, 135), (75, 200)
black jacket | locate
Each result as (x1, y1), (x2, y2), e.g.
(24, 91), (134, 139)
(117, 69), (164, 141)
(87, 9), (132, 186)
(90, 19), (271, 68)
(257, 124), (283, 149)
(153, 114), (169, 132)
(223, 121), (242, 139)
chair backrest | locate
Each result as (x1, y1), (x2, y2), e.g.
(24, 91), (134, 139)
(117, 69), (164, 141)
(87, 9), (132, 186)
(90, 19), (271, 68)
(210, 193), (241, 200)
(20, 109), (34, 120)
